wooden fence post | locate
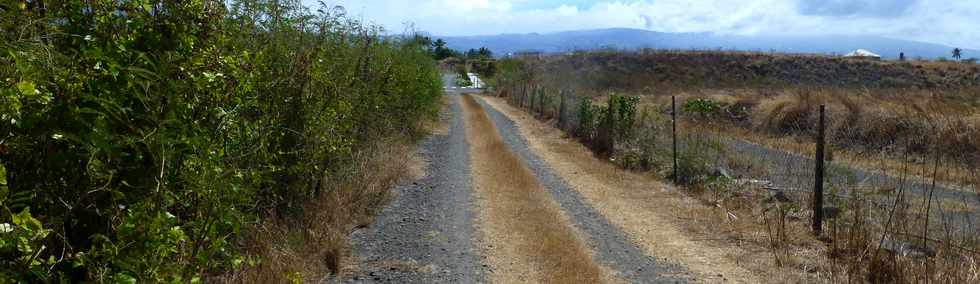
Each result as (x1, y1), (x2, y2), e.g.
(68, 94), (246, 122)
(812, 104), (826, 235)
(672, 95), (678, 185)
(558, 90), (566, 129)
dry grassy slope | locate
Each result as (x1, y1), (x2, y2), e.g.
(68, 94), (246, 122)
(541, 51), (980, 92)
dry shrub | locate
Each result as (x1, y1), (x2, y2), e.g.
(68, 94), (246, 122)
(752, 90), (828, 134)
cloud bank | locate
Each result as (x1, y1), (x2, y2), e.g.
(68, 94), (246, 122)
(312, 0), (980, 49)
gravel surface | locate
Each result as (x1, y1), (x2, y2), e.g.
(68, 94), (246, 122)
(338, 74), (696, 283)
(336, 91), (487, 283)
(474, 97), (694, 283)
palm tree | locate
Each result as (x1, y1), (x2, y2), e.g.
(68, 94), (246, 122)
(952, 48), (963, 60)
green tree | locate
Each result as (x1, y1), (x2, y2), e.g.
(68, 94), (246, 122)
(478, 47), (494, 59)
(464, 47), (493, 60)
(433, 39), (458, 60)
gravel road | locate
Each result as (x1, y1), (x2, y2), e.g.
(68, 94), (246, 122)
(337, 89), (487, 283)
(340, 75), (694, 283)
(474, 97), (694, 283)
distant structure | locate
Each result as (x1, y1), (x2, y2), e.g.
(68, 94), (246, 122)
(508, 50), (544, 59)
(953, 48), (963, 60)
(466, 73), (484, 89)
(899, 52), (906, 61)
(843, 49), (882, 60)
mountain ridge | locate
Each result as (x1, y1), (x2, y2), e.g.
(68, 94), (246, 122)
(441, 28), (977, 60)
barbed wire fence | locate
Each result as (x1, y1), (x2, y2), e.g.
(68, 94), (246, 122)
(498, 85), (980, 278)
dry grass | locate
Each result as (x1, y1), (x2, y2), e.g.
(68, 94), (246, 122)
(496, 49), (980, 283)
(216, 97), (456, 283)
(636, 88), (980, 192)
(460, 94), (608, 283)
(217, 138), (419, 283)
(490, 90), (980, 283)
(481, 95), (805, 283)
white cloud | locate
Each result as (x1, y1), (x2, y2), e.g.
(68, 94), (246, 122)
(442, 0), (511, 12)
(315, 0), (980, 49)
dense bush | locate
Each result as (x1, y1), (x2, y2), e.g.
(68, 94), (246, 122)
(576, 98), (596, 140)
(0, 0), (441, 281)
(568, 95), (640, 157)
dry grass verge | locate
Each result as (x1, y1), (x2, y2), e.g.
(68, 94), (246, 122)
(218, 137), (421, 283)
(460, 94), (608, 283)
(482, 94), (811, 283)
(217, 98), (451, 283)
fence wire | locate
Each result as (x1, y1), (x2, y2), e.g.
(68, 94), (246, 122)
(501, 88), (980, 254)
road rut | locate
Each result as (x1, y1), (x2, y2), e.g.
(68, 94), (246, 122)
(339, 93), (486, 283)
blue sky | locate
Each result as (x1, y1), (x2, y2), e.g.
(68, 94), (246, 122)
(307, 0), (980, 49)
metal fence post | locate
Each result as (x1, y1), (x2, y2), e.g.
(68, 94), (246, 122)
(812, 104), (826, 235)
(672, 95), (678, 185)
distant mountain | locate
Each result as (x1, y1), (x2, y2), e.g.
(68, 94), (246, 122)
(441, 28), (977, 60)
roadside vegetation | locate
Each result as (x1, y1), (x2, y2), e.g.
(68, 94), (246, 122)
(1, 1), (442, 282)
(490, 50), (980, 282)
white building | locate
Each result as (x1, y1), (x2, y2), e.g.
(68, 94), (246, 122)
(843, 49), (882, 60)
(467, 73), (484, 89)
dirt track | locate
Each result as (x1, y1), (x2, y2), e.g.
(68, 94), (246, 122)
(339, 90), (486, 283)
(335, 77), (759, 283)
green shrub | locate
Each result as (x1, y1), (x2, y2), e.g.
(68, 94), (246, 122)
(683, 98), (722, 116)
(594, 96), (616, 156)
(675, 135), (725, 185)
(577, 98), (596, 140)
(614, 95), (639, 141)
(0, 1), (441, 281)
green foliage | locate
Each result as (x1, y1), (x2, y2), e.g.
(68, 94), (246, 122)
(469, 60), (497, 81)
(594, 95), (617, 155)
(0, 208), (54, 281)
(455, 64), (472, 87)
(488, 59), (528, 94)
(577, 98), (596, 139)
(432, 39), (459, 60)
(571, 94), (642, 156)
(683, 98), (722, 115)
(635, 107), (667, 170)
(613, 95), (639, 141)
(0, 0), (441, 281)
(675, 135), (725, 185)
(465, 47), (493, 60)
